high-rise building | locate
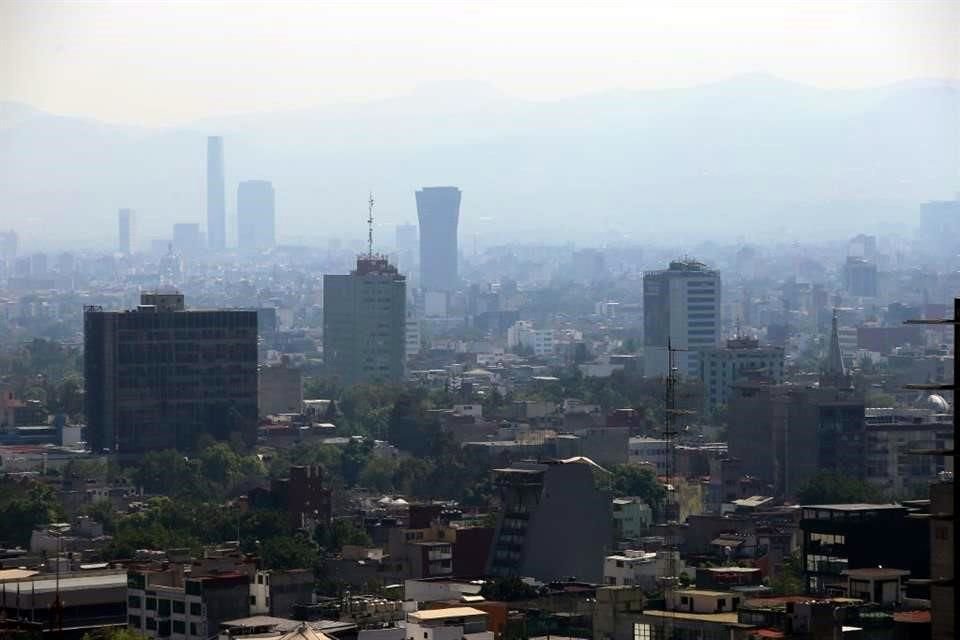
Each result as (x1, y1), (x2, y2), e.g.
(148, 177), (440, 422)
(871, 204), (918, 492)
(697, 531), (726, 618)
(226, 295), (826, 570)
(843, 256), (878, 297)
(172, 223), (202, 254)
(118, 208), (134, 254)
(643, 259), (721, 378)
(84, 292), (258, 454)
(395, 223), (418, 276)
(415, 186), (460, 292)
(1, 230), (19, 266)
(323, 255), (406, 385)
(206, 136), (226, 250)
(699, 336), (784, 414)
(237, 180), (276, 252)
(919, 198), (960, 258)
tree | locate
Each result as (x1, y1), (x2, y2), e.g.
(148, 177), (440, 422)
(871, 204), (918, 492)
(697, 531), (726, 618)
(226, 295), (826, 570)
(597, 464), (667, 517)
(199, 442), (241, 487)
(358, 456), (398, 492)
(387, 389), (438, 456)
(134, 450), (195, 495)
(82, 499), (119, 534)
(796, 471), (882, 505)
(769, 552), (805, 595)
(315, 519), (372, 552)
(259, 535), (318, 571)
(340, 438), (374, 486)
(480, 576), (540, 601)
(0, 478), (63, 546)
(83, 629), (149, 640)
(864, 390), (896, 408)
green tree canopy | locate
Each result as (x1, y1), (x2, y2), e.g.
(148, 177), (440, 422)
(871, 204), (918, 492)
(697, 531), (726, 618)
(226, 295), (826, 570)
(596, 464), (667, 518)
(796, 471), (882, 505)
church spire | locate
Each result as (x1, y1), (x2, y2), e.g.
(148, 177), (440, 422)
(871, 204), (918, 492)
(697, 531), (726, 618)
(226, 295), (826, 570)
(821, 308), (850, 388)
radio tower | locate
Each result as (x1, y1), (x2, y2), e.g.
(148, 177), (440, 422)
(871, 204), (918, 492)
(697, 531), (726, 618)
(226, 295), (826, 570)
(367, 192), (375, 257)
(659, 341), (692, 639)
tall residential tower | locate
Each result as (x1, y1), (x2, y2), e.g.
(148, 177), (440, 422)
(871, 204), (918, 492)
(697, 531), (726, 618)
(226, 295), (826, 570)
(206, 136), (226, 250)
(415, 186), (460, 292)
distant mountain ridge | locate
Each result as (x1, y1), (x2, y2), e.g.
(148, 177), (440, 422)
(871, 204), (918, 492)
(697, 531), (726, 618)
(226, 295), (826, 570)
(1, 75), (957, 249)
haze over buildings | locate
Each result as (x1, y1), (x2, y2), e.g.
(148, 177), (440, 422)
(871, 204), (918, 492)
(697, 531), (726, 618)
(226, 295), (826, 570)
(237, 179), (276, 252)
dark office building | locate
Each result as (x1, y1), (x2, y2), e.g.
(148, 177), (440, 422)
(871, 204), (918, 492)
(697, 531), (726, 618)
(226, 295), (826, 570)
(323, 255), (406, 385)
(800, 503), (929, 595)
(416, 186), (460, 292)
(207, 136), (226, 250)
(84, 292), (258, 454)
(728, 383), (864, 498)
(237, 180), (276, 252)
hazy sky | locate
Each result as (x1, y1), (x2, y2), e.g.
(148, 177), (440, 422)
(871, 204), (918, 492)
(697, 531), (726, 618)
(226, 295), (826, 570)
(2, 0), (957, 127)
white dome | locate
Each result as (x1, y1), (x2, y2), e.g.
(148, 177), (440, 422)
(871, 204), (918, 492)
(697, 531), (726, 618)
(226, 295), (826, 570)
(926, 394), (950, 412)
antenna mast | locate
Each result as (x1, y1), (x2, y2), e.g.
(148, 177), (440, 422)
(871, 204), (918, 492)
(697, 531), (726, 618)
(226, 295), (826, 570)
(367, 192), (375, 257)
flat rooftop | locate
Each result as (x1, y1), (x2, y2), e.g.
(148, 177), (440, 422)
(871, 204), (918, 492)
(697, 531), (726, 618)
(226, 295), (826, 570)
(640, 610), (745, 626)
(801, 503), (903, 511)
(408, 607), (487, 622)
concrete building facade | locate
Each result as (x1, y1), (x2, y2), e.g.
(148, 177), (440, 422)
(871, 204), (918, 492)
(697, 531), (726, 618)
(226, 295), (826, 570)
(643, 259), (721, 379)
(323, 256), (406, 385)
(487, 458), (612, 582)
(699, 336), (784, 414)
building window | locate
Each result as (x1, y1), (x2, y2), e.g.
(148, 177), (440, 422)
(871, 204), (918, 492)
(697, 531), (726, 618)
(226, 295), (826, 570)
(173, 601), (185, 614)
(190, 623), (197, 636)
(146, 618), (157, 631)
(634, 623), (652, 640)
(190, 602), (202, 616)
(173, 621), (185, 634)
(129, 616), (142, 629)
(146, 597), (157, 611)
(250, 596), (257, 605)
(128, 595), (142, 609)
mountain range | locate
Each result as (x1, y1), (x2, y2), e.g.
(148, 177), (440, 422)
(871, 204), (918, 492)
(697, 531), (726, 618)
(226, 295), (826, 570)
(1, 74), (957, 250)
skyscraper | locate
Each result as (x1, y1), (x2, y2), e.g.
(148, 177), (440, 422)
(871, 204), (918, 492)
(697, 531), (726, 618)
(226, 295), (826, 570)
(395, 222), (418, 276)
(237, 180), (276, 252)
(0, 230), (17, 266)
(118, 208), (134, 254)
(172, 223), (202, 254)
(643, 259), (721, 378)
(323, 255), (406, 385)
(415, 186), (460, 292)
(84, 292), (258, 454)
(207, 136), (226, 250)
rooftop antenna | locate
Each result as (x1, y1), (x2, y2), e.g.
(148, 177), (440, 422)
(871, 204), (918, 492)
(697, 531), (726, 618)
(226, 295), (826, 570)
(367, 192), (375, 258)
